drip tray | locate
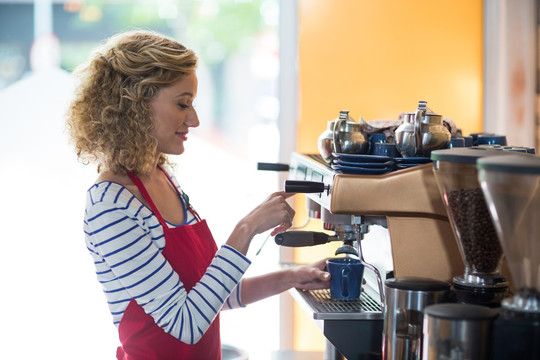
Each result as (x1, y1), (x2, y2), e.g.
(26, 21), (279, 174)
(291, 288), (383, 320)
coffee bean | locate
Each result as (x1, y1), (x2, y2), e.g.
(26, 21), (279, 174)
(446, 188), (503, 273)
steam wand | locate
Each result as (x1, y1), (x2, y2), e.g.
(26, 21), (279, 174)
(355, 224), (385, 312)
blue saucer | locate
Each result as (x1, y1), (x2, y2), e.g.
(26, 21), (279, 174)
(333, 153), (392, 163)
(395, 163), (430, 169)
(331, 164), (393, 175)
(393, 157), (432, 164)
(333, 159), (394, 168)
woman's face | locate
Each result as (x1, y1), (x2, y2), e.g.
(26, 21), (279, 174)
(149, 71), (199, 156)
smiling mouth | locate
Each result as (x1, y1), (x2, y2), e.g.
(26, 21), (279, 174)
(176, 132), (188, 141)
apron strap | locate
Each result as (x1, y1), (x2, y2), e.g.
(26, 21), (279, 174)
(159, 166), (202, 221)
(127, 171), (169, 229)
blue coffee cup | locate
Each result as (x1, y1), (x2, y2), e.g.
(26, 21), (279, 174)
(476, 134), (507, 146)
(369, 133), (386, 142)
(462, 136), (473, 147)
(368, 133), (387, 154)
(470, 132), (494, 146)
(326, 258), (364, 299)
(449, 137), (466, 148)
(372, 142), (401, 158)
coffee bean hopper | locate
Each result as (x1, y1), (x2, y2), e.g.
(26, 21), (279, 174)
(477, 154), (540, 359)
(431, 148), (512, 307)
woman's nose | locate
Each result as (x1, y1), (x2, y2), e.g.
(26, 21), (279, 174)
(186, 108), (200, 128)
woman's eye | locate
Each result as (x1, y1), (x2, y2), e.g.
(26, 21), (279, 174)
(178, 103), (189, 109)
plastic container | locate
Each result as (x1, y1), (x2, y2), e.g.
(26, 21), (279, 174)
(431, 148), (509, 290)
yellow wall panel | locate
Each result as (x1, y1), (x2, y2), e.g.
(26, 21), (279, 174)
(297, 0), (484, 154)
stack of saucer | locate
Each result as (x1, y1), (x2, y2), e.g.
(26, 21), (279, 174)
(331, 153), (394, 175)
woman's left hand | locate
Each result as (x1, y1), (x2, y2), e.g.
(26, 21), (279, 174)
(239, 258), (331, 305)
(290, 258), (331, 291)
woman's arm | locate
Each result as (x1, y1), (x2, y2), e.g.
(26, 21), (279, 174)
(239, 259), (331, 306)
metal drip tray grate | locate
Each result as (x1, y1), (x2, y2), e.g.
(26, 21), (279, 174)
(292, 288), (383, 320)
(310, 289), (381, 312)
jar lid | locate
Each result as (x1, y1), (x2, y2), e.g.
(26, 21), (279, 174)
(430, 147), (509, 164)
(424, 303), (498, 320)
(385, 277), (451, 291)
(477, 154), (540, 175)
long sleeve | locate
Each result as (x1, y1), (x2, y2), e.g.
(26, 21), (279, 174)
(84, 181), (250, 344)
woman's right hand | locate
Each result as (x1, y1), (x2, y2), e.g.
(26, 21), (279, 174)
(226, 192), (296, 254)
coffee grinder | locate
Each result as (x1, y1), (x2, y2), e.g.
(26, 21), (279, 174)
(431, 148), (511, 306)
(477, 154), (540, 359)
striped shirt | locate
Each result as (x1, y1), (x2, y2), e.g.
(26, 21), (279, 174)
(83, 168), (251, 344)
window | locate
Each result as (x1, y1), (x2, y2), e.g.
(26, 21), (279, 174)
(0, 1), (284, 358)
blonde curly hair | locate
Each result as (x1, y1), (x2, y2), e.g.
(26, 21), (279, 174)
(66, 30), (198, 175)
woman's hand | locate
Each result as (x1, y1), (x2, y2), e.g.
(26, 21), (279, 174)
(289, 258), (331, 291)
(242, 191), (296, 236)
(227, 191), (296, 254)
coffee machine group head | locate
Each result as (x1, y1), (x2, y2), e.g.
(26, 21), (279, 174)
(274, 179), (372, 258)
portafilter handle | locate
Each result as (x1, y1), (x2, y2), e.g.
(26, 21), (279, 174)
(275, 231), (336, 247)
(257, 162), (290, 172)
(284, 180), (329, 194)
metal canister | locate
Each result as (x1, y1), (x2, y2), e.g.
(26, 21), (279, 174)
(422, 303), (497, 360)
(383, 277), (452, 360)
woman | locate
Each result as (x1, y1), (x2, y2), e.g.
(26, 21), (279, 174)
(66, 30), (330, 360)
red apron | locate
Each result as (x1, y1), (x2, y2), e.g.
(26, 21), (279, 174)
(116, 171), (221, 360)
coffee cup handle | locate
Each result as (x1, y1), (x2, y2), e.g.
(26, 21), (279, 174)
(341, 267), (350, 297)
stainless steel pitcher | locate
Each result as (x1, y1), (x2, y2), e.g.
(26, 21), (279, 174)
(318, 110), (368, 163)
(395, 101), (451, 157)
(422, 303), (498, 360)
(382, 277), (451, 360)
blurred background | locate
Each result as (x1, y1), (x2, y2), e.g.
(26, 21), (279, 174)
(0, 0), (289, 359)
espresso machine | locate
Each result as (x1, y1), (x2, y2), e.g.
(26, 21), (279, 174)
(263, 151), (464, 359)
